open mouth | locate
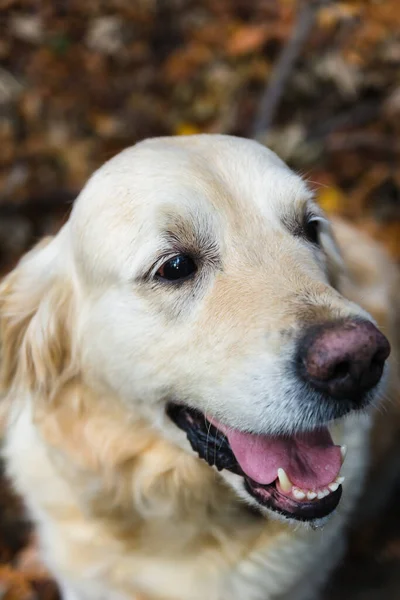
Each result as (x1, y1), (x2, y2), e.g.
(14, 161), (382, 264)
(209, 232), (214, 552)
(167, 403), (346, 522)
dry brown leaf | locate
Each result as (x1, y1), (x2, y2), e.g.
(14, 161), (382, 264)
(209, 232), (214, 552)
(163, 43), (213, 82)
(0, 566), (35, 600)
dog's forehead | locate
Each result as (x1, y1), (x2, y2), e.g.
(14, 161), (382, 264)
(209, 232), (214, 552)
(75, 136), (309, 222)
(71, 136), (311, 280)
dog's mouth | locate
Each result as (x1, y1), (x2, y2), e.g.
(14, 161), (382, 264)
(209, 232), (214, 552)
(167, 403), (346, 522)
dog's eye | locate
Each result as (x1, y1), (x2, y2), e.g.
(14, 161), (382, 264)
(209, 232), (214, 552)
(304, 217), (321, 246)
(156, 255), (197, 282)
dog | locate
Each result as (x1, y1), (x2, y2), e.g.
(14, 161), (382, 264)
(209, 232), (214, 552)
(0, 135), (399, 600)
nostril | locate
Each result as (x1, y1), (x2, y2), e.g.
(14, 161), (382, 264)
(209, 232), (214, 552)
(373, 345), (390, 364)
(371, 355), (382, 369)
(331, 361), (350, 381)
(369, 351), (385, 377)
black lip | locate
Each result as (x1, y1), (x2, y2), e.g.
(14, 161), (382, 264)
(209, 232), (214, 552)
(167, 402), (343, 522)
(244, 477), (342, 521)
(166, 402), (241, 474)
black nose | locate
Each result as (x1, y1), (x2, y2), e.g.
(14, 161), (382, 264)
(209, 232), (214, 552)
(297, 319), (390, 400)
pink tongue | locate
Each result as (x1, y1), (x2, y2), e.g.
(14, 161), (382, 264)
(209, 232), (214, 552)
(212, 420), (341, 489)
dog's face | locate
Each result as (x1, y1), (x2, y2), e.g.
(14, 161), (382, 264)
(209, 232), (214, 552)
(1, 135), (390, 525)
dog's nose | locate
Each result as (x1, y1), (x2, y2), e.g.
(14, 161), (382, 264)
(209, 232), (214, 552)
(297, 320), (390, 400)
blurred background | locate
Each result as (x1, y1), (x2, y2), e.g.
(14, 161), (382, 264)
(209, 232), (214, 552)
(0, 0), (400, 598)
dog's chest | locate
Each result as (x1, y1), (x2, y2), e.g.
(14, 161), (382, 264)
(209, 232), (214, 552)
(48, 531), (341, 600)
(5, 407), (369, 600)
(31, 509), (345, 600)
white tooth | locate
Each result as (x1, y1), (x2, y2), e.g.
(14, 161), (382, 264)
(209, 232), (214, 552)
(335, 476), (345, 485)
(340, 446), (347, 462)
(328, 482), (339, 492)
(307, 491), (317, 500)
(277, 468), (293, 493)
(317, 490), (325, 499)
(322, 489), (330, 497)
(292, 488), (306, 500)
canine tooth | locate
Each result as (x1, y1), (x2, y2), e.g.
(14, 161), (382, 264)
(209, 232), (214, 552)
(328, 482), (339, 492)
(340, 445), (347, 462)
(307, 491), (317, 500)
(335, 476), (345, 485)
(292, 488), (306, 500)
(277, 468), (293, 493)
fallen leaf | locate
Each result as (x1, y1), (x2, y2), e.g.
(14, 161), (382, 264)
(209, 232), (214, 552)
(317, 186), (346, 215)
(175, 123), (202, 136)
(226, 25), (269, 56)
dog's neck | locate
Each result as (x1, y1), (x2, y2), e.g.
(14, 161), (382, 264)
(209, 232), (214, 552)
(33, 379), (278, 547)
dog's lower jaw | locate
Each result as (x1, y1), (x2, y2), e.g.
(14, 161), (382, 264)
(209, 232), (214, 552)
(166, 403), (346, 523)
(218, 468), (335, 530)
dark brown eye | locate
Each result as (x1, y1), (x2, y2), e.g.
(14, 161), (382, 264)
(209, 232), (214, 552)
(304, 217), (321, 246)
(156, 255), (197, 282)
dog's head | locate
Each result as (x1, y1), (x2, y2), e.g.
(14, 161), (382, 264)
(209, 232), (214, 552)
(0, 135), (390, 524)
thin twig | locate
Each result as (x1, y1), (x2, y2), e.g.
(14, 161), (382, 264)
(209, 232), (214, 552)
(307, 101), (381, 140)
(327, 132), (400, 154)
(252, 0), (327, 137)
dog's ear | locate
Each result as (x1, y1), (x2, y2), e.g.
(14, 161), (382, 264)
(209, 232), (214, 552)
(319, 219), (346, 290)
(0, 228), (77, 399)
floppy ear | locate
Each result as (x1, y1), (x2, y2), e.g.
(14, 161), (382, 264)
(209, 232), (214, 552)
(319, 218), (346, 290)
(0, 228), (77, 399)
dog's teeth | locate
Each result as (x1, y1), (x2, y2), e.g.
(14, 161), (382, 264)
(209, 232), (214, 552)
(292, 487), (306, 500)
(340, 445), (347, 463)
(278, 470), (344, 501)
(277, 468), (293, 493)
(317, 488), (330, 499)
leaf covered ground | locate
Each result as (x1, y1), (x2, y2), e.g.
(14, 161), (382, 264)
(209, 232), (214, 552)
(0, 0), (400, 598)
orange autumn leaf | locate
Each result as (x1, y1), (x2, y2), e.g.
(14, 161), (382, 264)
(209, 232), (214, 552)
(226, 25), (269, 56)
(0, 566), (34, 600)
(317, 187), (346, 215)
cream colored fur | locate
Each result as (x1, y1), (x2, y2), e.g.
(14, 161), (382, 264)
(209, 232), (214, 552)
(0, 135), (399, 600)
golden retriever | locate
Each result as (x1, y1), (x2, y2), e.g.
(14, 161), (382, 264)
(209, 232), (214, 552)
(1, 135), (399, 600)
